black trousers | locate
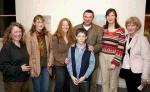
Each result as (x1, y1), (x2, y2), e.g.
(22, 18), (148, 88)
(70, 80), (89, 92)
(54, 66), (70, 92)
(120, 69), (142, 92)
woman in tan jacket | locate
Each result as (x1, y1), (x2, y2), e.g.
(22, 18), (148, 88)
(25, 15), (53, 92)
(52, 18), (74, 92)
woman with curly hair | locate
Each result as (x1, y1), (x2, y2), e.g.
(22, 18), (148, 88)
(0, 22), (31, 92)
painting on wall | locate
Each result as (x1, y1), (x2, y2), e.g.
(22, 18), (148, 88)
(93, 14), (105, 27)
(43, 15), (51, 33)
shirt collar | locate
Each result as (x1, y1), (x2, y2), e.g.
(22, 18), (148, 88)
(76, 43), (86, 50)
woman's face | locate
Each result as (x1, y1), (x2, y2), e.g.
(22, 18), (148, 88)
(61, 20), (69, 33)
(11, 26), (22, 42)
(126, 23), (138, 36)
(34, 18), (44, 32)
(106, 12), (116, 24)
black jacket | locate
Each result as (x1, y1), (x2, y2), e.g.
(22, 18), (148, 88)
(0, 42), (29, 82)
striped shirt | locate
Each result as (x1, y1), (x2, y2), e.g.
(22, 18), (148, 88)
(101, 28), (125, 66)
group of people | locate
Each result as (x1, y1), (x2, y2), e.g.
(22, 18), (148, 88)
(0, 8), (150, 92)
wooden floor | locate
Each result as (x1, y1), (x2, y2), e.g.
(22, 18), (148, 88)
(0, 72), (150, 92)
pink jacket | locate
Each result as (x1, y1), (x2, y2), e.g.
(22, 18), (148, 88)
(122, 32), (150, 79)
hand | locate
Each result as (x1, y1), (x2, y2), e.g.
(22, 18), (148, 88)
(108, 64), (116, 70)
(47, 62), (53, 68)
(30, 70), (36, 77)
(78, 76), (86, 83)
(71, 43), (75, 47)
(71, 75), (79, 85)
(141, 78), (148, 86)
(64, 36), (68, 44)
(21, 64), (31, 72)
(65, 58), (69, 64)
(88, 45), (94, 52)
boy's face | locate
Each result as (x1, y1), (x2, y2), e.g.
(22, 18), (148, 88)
(76, 32), (87, 44)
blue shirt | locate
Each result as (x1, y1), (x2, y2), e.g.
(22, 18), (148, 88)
(67, 44), (95, 79)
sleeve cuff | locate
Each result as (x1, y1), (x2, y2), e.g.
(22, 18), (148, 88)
(111, 60), (120, 67)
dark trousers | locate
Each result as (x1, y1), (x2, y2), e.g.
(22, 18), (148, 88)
(4, 81), (29, 92)
(54, 66), (70, 92)
(121, 69), (142, 92)
(90, 53), (99, 92)
(70, 80), (89, 92)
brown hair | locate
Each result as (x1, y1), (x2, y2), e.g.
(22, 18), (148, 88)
(2, 22), (25, 45)
(30, 15), (48, 35)
(75, 28), (87, 36)
(104, 8), (120, 29)
(54, 18), (74, 45)
(125, 16), (141, 30)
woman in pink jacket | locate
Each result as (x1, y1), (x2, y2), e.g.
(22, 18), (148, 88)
(120, 17), (150, 92)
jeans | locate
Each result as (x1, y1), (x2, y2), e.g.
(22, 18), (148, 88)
(54, 66), (70, 92)
(70, 80), (89, 92)
(32, 67), (50, 92)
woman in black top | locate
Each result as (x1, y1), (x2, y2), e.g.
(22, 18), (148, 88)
(0, 22), (31, 92)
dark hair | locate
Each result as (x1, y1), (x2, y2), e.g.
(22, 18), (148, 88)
(75, 28), (87, 36)
(104, 8), (120, 29)
(30, 15), (48, 36)
(83, 9), (94, 18)
(3, 22), (25, 45)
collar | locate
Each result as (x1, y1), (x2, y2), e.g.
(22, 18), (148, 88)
(82, 23), (93, 31)
(126, 32), (140, 50)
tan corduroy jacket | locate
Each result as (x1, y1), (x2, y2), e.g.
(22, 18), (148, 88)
(25, 31), (53, 77)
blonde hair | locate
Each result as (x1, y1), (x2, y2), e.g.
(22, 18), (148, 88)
(125, 17), (141, 30)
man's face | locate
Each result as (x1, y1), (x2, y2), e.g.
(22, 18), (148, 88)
(83, 12), (94, 26)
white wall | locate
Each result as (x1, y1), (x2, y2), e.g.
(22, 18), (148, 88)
(15, 0), (146, 34)
(15, 0), (146, 87)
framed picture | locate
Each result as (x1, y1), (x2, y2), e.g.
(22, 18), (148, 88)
(43, 15), (51, 32)
(93, 14), (105, 27)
